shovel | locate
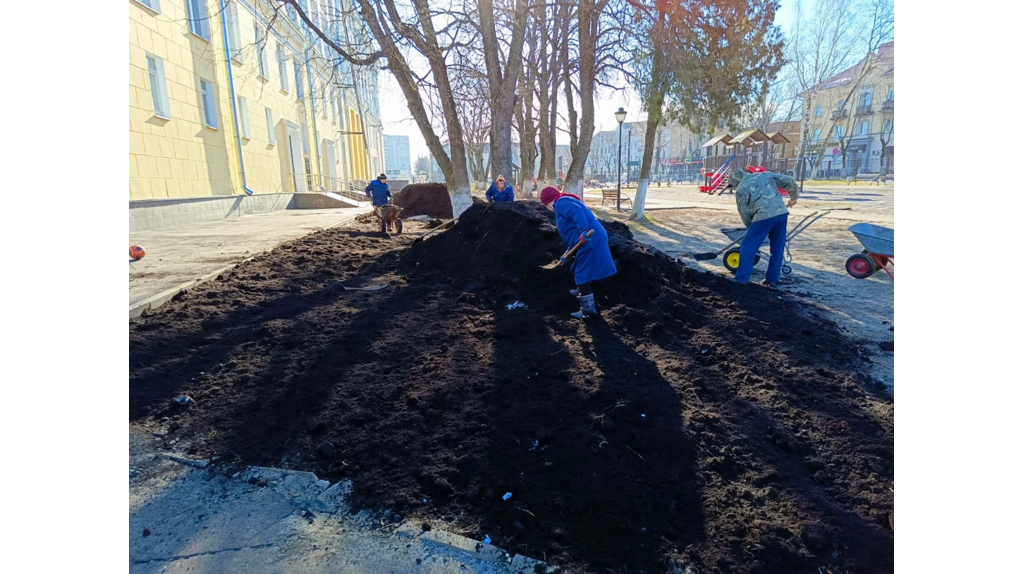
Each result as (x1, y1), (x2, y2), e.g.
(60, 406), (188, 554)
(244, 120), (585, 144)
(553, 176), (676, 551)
(541, 229), (595, 269)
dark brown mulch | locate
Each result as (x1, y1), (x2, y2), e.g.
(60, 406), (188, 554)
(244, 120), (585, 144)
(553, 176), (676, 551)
(129, 201), (894, 574)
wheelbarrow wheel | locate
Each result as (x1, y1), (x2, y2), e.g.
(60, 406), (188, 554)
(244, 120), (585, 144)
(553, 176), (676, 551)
(846, 253), (875, 279)
(394, 218), (403, 235)
(379, 216), (387, 233)
(723, 248), (741, 273)
(782, 264), (793, 275)
(723, 249), (760, 274)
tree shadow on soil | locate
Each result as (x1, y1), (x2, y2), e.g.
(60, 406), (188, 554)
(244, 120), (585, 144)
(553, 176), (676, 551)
(478, 301), (703, 572)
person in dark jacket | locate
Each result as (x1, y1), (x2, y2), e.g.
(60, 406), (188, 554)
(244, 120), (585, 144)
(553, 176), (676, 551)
(365, 174), (393, 207)
(728, 169), (799, 287)
(486, 175), (515, 202)
(540, 186), (617, 319)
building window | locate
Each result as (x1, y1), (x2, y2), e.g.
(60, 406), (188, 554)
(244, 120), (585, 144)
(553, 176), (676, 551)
(837, 99), (845, 110)
(331, 94), (337, 124)
(814, 104), (823, 117)
(226, 1), (243, 61)
(146, 54), (171, 119)
(200, 78), (218, 129)
(265, 108), (276, 145)
(858, 121), (869, 135)
(295, 63), (304, 100)
(859, 89), (872, 108)
(255, 22), (268, 78)
(812, 129), (821, 143)
(239, 97), (251, 138)
(277, 45), (289, 92)
(836, 125), (844, 138)
(134, 0), (161, 12)
(884, 119), (894, 133)
(886, 89), (894, 101)
(186, 0), (210, 40)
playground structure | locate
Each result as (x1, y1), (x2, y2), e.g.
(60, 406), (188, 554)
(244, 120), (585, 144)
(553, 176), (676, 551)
(699, 128), (795, 193)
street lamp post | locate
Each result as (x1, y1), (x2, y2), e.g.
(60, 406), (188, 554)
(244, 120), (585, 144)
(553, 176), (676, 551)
(615, 107), (627, 211)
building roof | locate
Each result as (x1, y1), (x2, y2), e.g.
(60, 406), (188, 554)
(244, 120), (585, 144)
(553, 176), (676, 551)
(765, 121), (800, 136)
(765, 131), (790, 144)
(803, 41), (894, 94)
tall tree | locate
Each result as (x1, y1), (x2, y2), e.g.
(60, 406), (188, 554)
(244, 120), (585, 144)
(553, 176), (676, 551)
(627, 0), (785, 220)
(479, 0), (530, 184)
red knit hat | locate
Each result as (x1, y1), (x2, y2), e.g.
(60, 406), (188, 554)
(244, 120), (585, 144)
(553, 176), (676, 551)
(540, 186), (560, 205)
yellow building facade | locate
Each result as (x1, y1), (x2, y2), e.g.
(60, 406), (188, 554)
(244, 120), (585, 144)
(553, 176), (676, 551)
(129, 0), (384, 201)
(799, 41), (894, 175)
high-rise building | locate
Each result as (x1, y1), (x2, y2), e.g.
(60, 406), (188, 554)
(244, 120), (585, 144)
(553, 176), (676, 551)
(383, 135), (411, 180)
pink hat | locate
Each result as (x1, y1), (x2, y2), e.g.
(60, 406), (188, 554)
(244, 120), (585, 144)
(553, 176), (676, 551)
(540, 186), (560, 205)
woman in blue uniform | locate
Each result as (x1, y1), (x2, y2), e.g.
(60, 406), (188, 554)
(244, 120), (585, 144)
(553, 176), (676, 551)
(539, 186), (617, 318)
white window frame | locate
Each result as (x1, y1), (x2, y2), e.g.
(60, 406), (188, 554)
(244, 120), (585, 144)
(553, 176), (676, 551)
(238, 97), (251, 139)
(277, 44), (289, 93)
(294, 62), (304, 101)
(226, 1), (243, 62)
(859, 88), (872, 108)
(886, 89), (894, 101)
(837, 99), (845, 110)
(186, 0), (210, 41)
(858, 121), (869, 135)
(331, 93), (337, 124)
(265, 107), (276, 145)
(255, 21), (268, 79)
(814, 104), (822, 117)
(200, 78), (218, 129)
(836, 125), (844, 138)
(145, 53), (171, 119)
(812, 128), (821, 143)
(133, 0), (161, 13)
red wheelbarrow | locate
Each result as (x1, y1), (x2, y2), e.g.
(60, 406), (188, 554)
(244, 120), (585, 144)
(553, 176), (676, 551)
(846, 223), (893, 280)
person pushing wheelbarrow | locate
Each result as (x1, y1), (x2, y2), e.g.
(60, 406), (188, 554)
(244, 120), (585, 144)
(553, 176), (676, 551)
(729, 168), (799, 287)
(540, 186), (617, 319)
(366, 173), (395, 230)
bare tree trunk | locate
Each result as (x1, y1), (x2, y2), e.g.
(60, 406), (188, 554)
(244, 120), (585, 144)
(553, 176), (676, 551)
(479, 0), (529, 185)
(561, 0), (600, 196)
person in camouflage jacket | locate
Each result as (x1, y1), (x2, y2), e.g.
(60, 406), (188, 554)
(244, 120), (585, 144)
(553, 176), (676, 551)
(728, 169), (800, 286)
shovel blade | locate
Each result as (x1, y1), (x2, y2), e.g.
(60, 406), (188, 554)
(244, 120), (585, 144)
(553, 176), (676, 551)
(692, 252), (718, 261)
(539, 260), (563, 270)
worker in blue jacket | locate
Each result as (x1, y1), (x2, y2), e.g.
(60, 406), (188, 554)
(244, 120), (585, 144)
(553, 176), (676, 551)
(540, 186), (617, 319)
(365, 173), (393, 207)
(486, 175), (515, 202)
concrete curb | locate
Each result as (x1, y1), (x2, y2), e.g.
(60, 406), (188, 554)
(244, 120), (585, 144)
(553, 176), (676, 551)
(146, 453), (556, 573)
(396, 524), (556, 573)
(128, 209), (370, 319)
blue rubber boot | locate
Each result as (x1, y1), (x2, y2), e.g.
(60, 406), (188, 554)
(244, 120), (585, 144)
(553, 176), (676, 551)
(570, 294), (596, 319)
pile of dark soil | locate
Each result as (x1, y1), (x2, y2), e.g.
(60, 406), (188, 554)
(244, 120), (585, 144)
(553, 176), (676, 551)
(129, 202), (894, 574)
(393, 183), (455, 218)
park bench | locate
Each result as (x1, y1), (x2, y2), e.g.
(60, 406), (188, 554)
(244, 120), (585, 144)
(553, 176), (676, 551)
(847, 173), (894, 185)
(601, 188), (632, 208)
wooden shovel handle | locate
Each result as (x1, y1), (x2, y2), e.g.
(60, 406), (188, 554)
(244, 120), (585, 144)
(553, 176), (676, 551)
(561, 229), (596, 261)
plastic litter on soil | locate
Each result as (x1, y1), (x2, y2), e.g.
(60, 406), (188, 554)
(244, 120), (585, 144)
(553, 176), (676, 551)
(129, 201), (894, 574)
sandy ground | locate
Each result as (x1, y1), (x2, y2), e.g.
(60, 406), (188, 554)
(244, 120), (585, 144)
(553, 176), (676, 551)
(584, 183), (894, 389)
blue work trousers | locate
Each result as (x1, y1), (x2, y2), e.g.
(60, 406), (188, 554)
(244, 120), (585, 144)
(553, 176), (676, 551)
(735, 213), (788, 284)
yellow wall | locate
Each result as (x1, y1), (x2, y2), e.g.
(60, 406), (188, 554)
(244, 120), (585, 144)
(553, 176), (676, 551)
(129, 0), (383, 201)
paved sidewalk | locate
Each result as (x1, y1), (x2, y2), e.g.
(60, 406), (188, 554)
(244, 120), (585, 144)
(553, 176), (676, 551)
(584, 183), (894, 224)
(129, 206), (372, 318)
(130, 431), (551, 574)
